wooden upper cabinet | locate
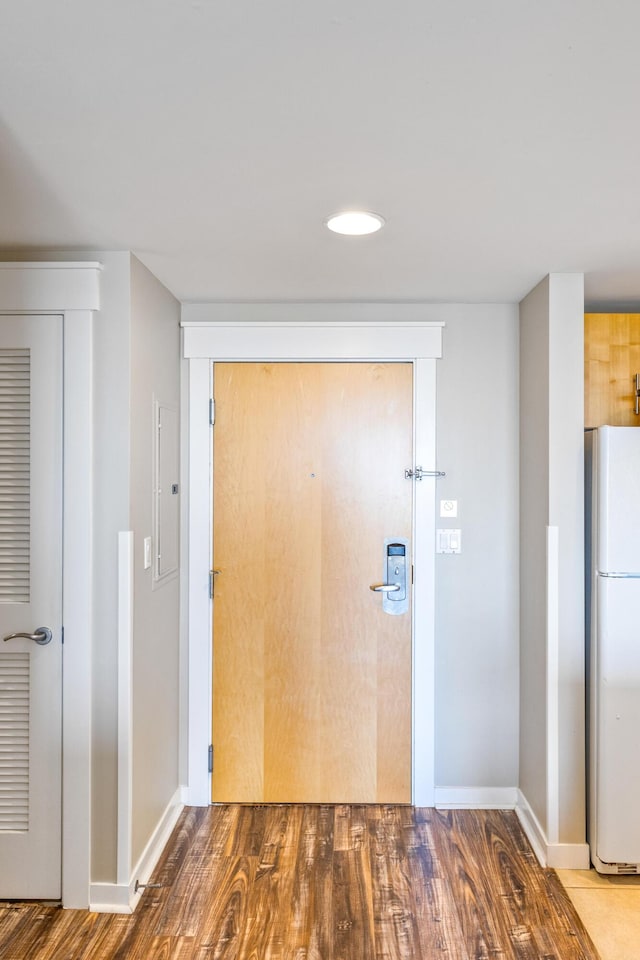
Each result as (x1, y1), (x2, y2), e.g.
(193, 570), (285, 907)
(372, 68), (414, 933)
(585, 313), (640, 428)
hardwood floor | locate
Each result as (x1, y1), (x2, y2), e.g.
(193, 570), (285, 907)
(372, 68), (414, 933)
(0, 805), (600, 959)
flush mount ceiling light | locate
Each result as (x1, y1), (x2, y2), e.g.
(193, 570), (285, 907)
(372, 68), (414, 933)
(325, 211), (385, 235)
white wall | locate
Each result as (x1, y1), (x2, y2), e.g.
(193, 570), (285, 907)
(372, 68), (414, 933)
(519, 274), (586, 859)
(89, 253), (182, 885)
(129, 256), (181, 869)
(435, 304), (520, 791)
(519, 278), (551, 827)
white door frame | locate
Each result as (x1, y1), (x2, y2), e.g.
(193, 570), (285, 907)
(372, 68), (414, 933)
(0, 262), (99, 908)
(182, 308), (443, 807)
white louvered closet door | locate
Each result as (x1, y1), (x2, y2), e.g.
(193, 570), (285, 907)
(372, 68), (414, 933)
(0, 316), (62, 899)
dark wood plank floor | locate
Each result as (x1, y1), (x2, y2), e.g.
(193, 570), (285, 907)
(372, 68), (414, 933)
(0, 805), (600, 959)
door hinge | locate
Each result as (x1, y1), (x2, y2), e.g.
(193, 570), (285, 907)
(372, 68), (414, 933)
(209, 569), (221, 599)
(208, 744), (214, 773)
(209, 398), (215, 425)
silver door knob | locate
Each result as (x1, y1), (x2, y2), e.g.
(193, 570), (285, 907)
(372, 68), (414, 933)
(369, 583), (401, 592)
(3, 626), (53, 645)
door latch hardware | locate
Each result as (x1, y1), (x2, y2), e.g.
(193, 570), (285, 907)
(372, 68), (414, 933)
(371, 539), (409, 616)
(405, 466), (446, 481)
(208, 744), (214, 773)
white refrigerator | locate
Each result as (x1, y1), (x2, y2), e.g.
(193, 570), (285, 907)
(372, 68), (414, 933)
(587, 425), (640, 874)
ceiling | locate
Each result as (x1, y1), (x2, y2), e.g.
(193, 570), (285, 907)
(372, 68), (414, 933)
(1, 0), (640, 306)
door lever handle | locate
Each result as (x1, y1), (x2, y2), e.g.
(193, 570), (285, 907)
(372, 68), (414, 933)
(369, 583), (401, 593)
(3, 627), (52, 645)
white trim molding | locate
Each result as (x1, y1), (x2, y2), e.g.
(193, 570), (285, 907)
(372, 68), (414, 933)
(0, 261), (100, 312)
(435, 787), (519, 809)
(412, 360), (437, 805)
(182, 316), (443, 363)
(186, 358), (213, 806)
(62, 308), (94, 908)
(182, 309), (443, 808)
(516, 790), (590, 869)
(546, 525), (560, 846)
(117, 533), (134, 886)
(90, 788), (184, 914)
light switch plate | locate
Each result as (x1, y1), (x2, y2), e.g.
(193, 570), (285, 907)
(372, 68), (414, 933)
(440, 499), (458, 518)
(436, 529), (462, 554)
(143, 537), (152, 570)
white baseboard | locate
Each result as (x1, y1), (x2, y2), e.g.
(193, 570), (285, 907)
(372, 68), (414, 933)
(435, 786), (518, 809)
(515, 789), (590, 870)
(514, 789), (548, 865)
(546, 843), (591, 870)
(89, 787), (184, 913)
(88, 882), (133, 914)
(181, 782), (211, 807)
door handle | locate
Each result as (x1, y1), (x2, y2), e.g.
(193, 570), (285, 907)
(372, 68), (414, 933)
(369, 583), (401, 592)
(3, 626), (53, 646)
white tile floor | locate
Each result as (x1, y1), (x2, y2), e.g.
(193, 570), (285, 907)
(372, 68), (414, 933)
(557, 869), (640, 960)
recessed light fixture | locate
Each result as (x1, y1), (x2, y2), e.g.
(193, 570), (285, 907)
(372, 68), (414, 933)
(325, 211), (385, 236)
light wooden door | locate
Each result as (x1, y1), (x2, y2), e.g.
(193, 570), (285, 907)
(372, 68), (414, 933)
(0, 316), (62, 898)
(212, 362), (413, 803)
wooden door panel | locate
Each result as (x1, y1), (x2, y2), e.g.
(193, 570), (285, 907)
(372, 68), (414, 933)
(212, 362), (412, 802)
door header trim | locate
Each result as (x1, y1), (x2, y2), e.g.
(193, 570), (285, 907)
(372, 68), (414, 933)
(0, 262), (101, 312)
(182, 317), (443, 361)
